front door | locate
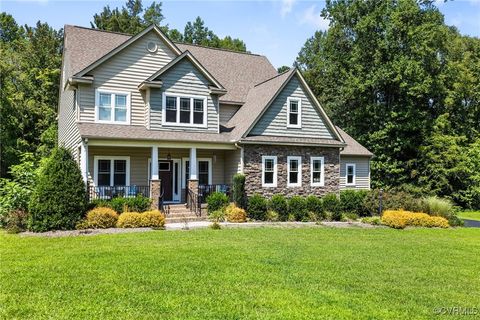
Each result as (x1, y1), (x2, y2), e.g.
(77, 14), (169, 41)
(159, 160), (173, 201)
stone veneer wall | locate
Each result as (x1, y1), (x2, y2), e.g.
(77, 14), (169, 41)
(243, 144), (340, 198)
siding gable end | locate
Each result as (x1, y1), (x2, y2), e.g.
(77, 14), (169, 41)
(249, 75), (336, 140)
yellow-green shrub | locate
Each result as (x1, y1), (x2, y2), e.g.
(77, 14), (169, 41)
(381, 210), (449, 229)
(116, 212), (142, 228)
(140, 210), (165, 228)
(86, 207), (118, 229)
(225, 203), (246, 222)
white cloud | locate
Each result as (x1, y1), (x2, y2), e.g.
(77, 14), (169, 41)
(281, 0), (296, 18)
(299, 5), (329, 30)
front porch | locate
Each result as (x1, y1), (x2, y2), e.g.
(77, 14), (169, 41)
(81, 142), (241, 206)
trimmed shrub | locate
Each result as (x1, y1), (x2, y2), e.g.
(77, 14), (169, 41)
(340, 190), (369, 216)
(109, 196), (151, 213)
(381, 210), (449, 229)
(116, 212), (143, 228)
(268, 194), (288, 221)
(86, 207), (118, 229)
(323, 193), (341, 221)
(28, 148), (87, 232)
(363, 189), (421, 215)
(232, 173), (246, 209)
(225, 203), (247, 223)
(141, 210), (165, 228)
(206, 192), (229, 214)
(288, 196), (308, 221)
(4, 209), (28, 234)
(305, 195), (324, 220)
(247, 194), (268, 221)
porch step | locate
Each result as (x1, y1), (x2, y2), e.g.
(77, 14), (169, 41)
(165, 216), (208, 224)
(163, 204), (208, 224)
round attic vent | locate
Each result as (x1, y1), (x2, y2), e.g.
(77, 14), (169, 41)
(147, 41), (157, 53)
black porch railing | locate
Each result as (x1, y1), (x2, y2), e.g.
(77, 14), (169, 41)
(187, 184), (231, 216)
(198, 184), (231, 203)
(88, 185), (150, 201)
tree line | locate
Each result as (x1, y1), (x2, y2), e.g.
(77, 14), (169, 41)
(295, 0), (480, 208)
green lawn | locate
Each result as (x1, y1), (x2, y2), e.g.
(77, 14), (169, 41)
(1, 227), (480, 319)
(458, 210), (480, 221)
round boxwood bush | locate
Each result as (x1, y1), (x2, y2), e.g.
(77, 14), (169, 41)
(322, 193), (341, 221)
(305, 195), (324, 220)
(86, 207), (118, 229)
(288, 196), (308, 221)
(206, 192), (229, 214)
(247, 194), (268, 220)
(28, 147), (87, 232)
(268, 194), (288, 221)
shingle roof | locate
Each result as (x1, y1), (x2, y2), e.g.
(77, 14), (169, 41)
(174, 43), (278, 103)
(63, 25), (277, 103)
(227, 69), (295, 141)
(78, 123), (233, 143)
(336, 127), (374, 156)
(64, 25), (130, 79)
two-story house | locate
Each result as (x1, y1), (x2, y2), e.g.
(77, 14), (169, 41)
(58, 24), (373, 209)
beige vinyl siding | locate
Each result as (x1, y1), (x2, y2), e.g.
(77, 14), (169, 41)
(87, 147), (226, 187)
(224, 148), (242, 183)
(219, 104), (240, 125)
(78, 30), (177, 125)
(339, 156), (370, 190)
(249, 76), (335, 139)
(58, 88), (81, 158)
(149, 59), (219, 132)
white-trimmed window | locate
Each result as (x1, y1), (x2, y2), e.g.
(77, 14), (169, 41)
(182, 158), (212, 188)
(262, 156), (277, 187)
(287, 97), (301, 128)
(346, 163), (356, 186)
(162, 93), (207, 127)
(287, 156), (302, 187)
(310, 157), (325, 186)
(94, 156), (130, 186)
(95, 89), (130, 124)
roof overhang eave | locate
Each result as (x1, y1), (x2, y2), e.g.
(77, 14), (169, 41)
(65, 76), (94, 90)
(138, 80), (163, 90)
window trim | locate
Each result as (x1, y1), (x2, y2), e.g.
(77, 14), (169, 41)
(181, 157), (212, 188)
(310, 156), (325, 187)
(346, 163), (356, 186)
(286, 97), (302, 129)
(262, 156), (277, 187)
(93, 156), (130, 186)
(287, 156), (302, 187)
(94, 88), (131, 125)
(162, 92), (208, 128)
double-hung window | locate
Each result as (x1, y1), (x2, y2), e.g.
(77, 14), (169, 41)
(287, 156), (302, 187)
(262, 156), (277, 187)
(287, 97), (301, 128)
(310, 157), (325, 186)
(94, 157), (130, 186)
(346, 163), (356, 186)
(163, 94), (206, 126)
(96, 90), (130, 124)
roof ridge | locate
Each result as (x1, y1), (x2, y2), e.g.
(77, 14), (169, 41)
(174, 41), (264, 57)
(253, 68), (293, 87)
(66, 25), (133, 37)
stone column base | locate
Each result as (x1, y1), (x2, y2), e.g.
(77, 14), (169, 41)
(150, 179), (161, 210)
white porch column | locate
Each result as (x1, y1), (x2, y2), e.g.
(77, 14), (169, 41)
(151, 146), (159, 180)
(80, 141), (88, 183)
(189, 147), (197, 180)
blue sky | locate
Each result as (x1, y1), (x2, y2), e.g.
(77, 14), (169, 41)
(2, 0), (480, 68)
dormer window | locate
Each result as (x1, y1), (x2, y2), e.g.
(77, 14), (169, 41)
(287, 97), (301, 128)
(162, 93), (207, 127)
(95, 89), (130, 124)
